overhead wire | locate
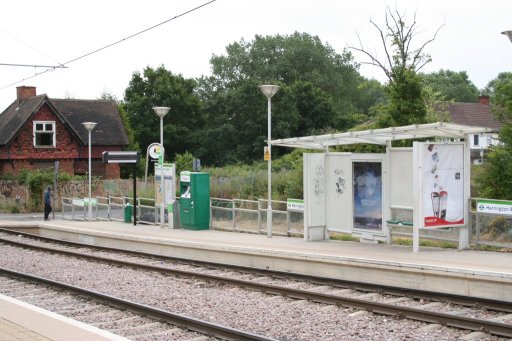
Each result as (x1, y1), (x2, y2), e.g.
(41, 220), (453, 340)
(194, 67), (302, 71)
(0, 63), (67, 69)
(0, 26), (64, 67)
(0, 0), (217, 90)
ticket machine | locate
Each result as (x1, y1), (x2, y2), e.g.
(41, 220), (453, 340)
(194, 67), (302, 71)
(179, 171), (210, 230)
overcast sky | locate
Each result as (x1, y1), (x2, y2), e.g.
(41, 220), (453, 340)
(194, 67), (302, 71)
(1, 0), (511, 111)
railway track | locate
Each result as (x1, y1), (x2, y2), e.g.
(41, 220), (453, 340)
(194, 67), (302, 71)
(0, 268), (274, 341)
(0, 228), (511, 338)
(1, 228), (509, 311)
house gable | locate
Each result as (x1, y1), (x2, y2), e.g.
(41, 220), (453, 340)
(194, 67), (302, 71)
(0, 86), (128, 179)
(0, 102), (82, 160)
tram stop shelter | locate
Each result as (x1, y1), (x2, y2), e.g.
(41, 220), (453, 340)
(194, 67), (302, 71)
(271, 122), (495, 252)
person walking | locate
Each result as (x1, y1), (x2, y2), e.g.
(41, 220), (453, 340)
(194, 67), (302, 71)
(44, 186), (52, 221)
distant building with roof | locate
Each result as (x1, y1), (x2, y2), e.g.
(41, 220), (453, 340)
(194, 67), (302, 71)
(0, 86), (129, 178)
(447, 95), (502, 164)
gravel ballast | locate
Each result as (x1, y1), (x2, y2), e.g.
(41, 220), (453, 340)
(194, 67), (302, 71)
(0, 242), (504, 341)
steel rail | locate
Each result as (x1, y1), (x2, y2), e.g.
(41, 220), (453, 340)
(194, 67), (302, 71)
(2, 236), (512, 337)
(1, 228), (510, 313)
(0, 267), (276, 341)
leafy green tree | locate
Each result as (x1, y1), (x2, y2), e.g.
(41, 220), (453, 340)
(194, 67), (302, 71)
(421, 69), (479, 102)
(123, 66), (203, 162)
(287, 81), (338, 135)
(422, 85), (451, 123)
(482, 72), (512, 97)
(208, 32), (362, 117)
(196, 78), (302, 165)
(196, 32), (372, 166)
(387, 67), (427, 125)
(475, 73), (512, 199)
(353, 78), (387, 116)
(99, 92), (143, 178)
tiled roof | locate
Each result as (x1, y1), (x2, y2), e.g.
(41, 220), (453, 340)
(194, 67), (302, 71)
(0, 95), (48, 145)
(447, 102), (502, 131)
(0, 96), (128, 146)
(52, 99), (129, 146)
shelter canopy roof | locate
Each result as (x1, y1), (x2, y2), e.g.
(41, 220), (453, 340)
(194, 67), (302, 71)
(271, 122), (495, 150)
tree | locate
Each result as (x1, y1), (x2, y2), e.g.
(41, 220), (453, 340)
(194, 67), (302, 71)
(195, 32), (371, 166)
(206, 32), (363, 119)
(349, 8), (443, 127)
(99, 92), (142, 178)
(421, 70), (479, 102)
(353, 78), (387, 115)
(287, 81), (338, 136)
(482, 72), (512, 97)
(387, 67), (427, 125)
(474, 73), (512, 199)
(195, 78), (303, 166)
(123, 66), (203, 162)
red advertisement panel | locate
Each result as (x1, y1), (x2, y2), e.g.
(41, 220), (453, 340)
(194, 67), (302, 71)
(422, 144), (464, 227)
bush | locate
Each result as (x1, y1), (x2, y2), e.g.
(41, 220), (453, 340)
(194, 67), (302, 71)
(25, 169), (54, 210)
(204, 153), (304, 201)
(175, 151), (194, 175)
(485, 217), (511, 236)
(0, 169), (85, 212)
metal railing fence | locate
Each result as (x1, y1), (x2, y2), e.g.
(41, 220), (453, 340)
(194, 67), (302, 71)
(469, 198), (512, 249)
(387, 199), (512, 249)
(62, 195), (304, 237)
(210, 197), (304, 237)
(96, 196), (110, 221)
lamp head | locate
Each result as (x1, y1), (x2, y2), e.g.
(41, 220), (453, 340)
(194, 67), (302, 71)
(153, 106), (170, 118)
(502, 30), (512, 43)
(259, 85), (280, 99)
(81, 122), (97, 132)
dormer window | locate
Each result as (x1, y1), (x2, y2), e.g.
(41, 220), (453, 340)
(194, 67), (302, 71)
(33, 121), (56, 147)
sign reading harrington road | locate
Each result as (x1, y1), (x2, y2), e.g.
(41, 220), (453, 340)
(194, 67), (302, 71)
(477, 199), (512, 216)
(287, 199), (304, 212)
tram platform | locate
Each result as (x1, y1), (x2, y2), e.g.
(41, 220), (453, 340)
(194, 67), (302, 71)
(1, 218), (511, 305)
(0, 294), (128, 341)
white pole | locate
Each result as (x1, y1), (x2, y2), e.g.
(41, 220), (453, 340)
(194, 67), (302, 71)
(259, 85), (279, 238)
(267, 96), (272, 238)
(88, 129), (92, 221)
(160, 117), (165, 228)
(412, 142), (421, 253)
(160, 116), (164, 149)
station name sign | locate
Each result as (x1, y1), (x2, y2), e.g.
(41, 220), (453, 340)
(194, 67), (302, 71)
(477, 199), (512, 216)
(287, 198), (304, 212)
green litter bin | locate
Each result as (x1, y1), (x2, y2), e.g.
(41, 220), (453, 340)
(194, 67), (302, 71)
(124, 203), (132, 223)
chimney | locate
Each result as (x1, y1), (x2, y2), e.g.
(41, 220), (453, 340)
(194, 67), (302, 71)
(16, 86), (36, 101)
(478, 95), (490, 105)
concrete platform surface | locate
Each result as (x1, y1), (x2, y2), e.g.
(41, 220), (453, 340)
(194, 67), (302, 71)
(1, 218), (511, 303)
(0, 294), (129, 341)
(28, 219), (512, 277)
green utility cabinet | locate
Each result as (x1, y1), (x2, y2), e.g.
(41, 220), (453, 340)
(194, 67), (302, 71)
(179, 171), (210, 230)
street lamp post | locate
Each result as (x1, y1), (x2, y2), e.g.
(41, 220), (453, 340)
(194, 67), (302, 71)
(153, 106), (170, 228)
(259, 85), (280, 238)
(82, 122), (97, 221)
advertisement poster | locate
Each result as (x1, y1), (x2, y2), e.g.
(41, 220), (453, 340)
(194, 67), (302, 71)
(353, 162), (382, 231)
(423, 144), (464, 227)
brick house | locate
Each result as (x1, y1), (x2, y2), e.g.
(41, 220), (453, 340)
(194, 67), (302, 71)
(447, 95), (502, 164)
(0, 86), (129, 178)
